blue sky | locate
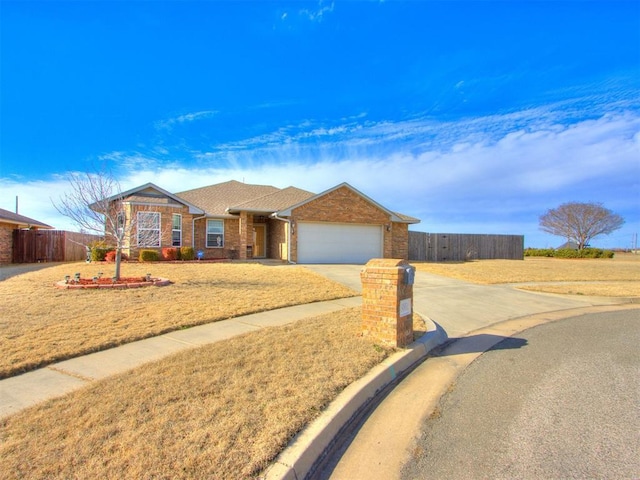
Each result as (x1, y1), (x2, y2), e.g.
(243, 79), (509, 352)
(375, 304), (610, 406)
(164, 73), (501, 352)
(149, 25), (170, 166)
(1, 0), (638, 249)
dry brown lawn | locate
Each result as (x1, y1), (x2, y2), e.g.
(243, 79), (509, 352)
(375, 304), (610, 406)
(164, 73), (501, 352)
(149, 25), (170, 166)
(414, 253), (640, 297)
(0, 308), (394, 479)
(2, 255), (638, 479)
(0, 262), (356, 379)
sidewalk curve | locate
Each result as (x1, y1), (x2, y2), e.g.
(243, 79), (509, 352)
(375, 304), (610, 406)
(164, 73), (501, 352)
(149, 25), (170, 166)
(0, 296), (361, 420)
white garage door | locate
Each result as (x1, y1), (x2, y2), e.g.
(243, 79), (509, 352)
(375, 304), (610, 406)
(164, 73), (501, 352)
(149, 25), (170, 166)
(297, 222), (383, 264)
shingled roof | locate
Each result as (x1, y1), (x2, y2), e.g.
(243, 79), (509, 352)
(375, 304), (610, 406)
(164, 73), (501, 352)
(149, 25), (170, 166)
(227, 186), (315, 214)
(0, 208), (54, 229)
(174, 180), (419, 223)
(392, 211), (421, 223)
(175, 180), (281, 216)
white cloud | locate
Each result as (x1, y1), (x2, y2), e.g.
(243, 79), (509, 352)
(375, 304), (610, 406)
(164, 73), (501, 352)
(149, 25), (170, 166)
(300, 1), (334, 22)
(2, 104), (638, 249)
(154, 110), (218, 130)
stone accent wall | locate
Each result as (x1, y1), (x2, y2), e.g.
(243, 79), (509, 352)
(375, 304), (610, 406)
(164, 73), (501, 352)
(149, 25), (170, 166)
(0, 224), (14, 264)
(361, 258), (414, 348)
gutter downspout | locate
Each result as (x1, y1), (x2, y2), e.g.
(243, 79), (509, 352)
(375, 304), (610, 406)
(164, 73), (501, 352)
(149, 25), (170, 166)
(270, 213), (296, 264)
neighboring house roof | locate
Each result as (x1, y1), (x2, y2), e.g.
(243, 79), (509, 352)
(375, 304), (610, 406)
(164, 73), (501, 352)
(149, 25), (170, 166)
(275, 182), (421, 224)
(176, 180), (280, 217)
(0, 207), (54, 229)
(558, 241), (579, 250)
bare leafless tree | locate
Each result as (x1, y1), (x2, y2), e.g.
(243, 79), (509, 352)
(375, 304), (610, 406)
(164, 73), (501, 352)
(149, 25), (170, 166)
(539, 202), (624, 249)
(53, 171), (131, 279)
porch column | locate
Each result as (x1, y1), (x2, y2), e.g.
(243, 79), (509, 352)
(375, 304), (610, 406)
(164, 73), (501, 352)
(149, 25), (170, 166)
(239, 212), (248, 260)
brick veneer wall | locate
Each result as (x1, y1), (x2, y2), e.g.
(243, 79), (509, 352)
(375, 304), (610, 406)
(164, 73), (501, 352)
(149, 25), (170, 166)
(125, 204), (195, 258)
(0, 224), (14, 264)
(192, 217), (240, 259)
(361, 258), (414, 347)
(391, 223), (409, 259)
(289, 185), (409, 263)
(268, 218), (288, 261)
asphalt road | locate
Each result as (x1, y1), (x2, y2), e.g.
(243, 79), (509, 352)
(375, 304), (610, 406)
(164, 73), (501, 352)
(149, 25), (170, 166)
(400, 309), (640, 480)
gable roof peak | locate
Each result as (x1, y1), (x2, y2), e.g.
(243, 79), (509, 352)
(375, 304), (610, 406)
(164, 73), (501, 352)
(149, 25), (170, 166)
(275, 182), (420, 224)
(100, 182), (205, 214)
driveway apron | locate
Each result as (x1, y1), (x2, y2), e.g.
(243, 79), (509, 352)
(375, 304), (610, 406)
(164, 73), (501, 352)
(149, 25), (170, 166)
(302, 264), (622, 339)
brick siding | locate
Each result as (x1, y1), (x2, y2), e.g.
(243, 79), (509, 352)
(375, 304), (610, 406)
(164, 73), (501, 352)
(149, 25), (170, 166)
(0, 224), (14, 264)
(288, 185), (409, 263)
(124, 204), (196, 259)
(361, 258), (414, 347)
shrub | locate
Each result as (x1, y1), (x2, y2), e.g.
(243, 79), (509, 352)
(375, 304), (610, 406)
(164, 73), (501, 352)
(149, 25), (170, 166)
(90, 248), (110, 262)
(525, 247), (615, 259)
(162, 247), (180, 261)
(180, 246), (195, 261)
(139, 249), (160, 262)
(580, 248), (615, 259)
(524, 248), (555, 257)
(553, 248), (581, 258)
(105, 250), (129, 263)
(87, 240), (109, 261)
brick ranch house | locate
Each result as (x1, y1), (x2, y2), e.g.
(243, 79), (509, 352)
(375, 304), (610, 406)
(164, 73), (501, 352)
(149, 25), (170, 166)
(105, 180), (420, 264)
(0, 208), (54, 264)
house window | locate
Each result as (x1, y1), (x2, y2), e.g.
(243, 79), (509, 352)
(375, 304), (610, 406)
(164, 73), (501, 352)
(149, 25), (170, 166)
(137, 211), (161, 247)
(172, 214), (182, 247)
(206, 219), (224, 248)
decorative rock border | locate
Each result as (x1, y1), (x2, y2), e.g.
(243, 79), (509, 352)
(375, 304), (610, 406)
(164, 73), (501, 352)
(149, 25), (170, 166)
(55, 277), (171, 290)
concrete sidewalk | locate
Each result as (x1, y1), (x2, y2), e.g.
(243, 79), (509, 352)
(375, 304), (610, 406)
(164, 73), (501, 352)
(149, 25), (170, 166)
(0, 296), (361, 420)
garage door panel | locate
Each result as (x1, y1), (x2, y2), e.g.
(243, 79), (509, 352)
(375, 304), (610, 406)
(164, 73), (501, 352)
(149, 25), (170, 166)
(298, 223), (382, 264)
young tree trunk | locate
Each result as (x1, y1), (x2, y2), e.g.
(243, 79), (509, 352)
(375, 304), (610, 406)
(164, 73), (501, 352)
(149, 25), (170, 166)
(114, 248), (122, 280)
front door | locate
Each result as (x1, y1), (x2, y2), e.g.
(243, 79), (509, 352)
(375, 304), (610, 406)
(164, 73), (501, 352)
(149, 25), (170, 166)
(253, 224), (266, 258)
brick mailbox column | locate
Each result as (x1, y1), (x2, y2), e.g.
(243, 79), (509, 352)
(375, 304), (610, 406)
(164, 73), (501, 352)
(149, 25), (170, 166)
(361, 258), (416, 348)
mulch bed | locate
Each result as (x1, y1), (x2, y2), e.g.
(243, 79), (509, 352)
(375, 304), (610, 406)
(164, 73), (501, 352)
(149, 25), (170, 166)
(55, 276), (171, 289)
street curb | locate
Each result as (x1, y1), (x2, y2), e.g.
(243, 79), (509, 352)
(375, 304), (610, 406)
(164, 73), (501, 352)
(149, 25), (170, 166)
(261, 320), (448, 480)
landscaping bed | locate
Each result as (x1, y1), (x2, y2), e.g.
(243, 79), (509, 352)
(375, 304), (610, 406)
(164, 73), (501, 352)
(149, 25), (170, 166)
(55, 276), (170, 289)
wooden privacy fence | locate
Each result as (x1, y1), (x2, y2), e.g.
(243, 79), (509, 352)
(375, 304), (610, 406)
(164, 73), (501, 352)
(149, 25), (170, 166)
(409, 232), (524, 262)
(12, 230), (102, 263)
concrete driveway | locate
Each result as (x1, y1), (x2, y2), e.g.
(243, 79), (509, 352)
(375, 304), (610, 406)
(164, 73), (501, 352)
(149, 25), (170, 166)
(303, 264), (626, 338)
(0, 262), (63, 281)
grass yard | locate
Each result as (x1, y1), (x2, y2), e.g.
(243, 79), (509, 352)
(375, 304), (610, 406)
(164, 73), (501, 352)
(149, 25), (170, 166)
(0, 307), (395, 479)
(1, 255), (638, 479)
(0, 262), (356, 379)
(414, 253), (640, 297)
